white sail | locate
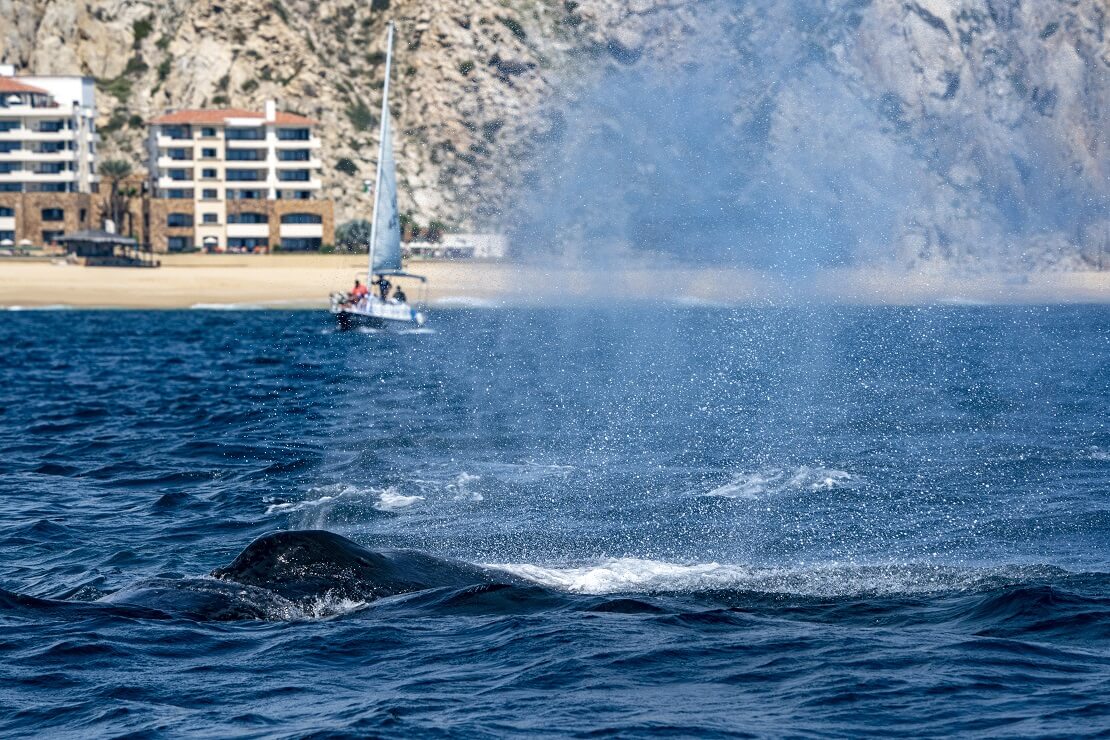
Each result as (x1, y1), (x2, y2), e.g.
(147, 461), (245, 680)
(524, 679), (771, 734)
(368, 22), (401, 275)
(371, 113), (402, 272)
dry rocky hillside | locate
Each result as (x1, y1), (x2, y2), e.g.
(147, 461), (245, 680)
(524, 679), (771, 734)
(1, 0), (1107, 267)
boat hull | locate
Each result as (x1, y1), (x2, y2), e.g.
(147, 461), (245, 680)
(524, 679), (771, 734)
(330, 295), (426, 331)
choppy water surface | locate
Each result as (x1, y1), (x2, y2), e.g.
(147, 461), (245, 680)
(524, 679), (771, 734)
(0, 306), (1107, 736)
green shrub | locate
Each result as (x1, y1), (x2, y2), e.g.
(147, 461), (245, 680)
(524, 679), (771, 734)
(241, 78), (259, 93)
(497, 15), (527, 41)
(132, 17), (153, 46)
(157, 58), (172, 82)
(458, 60), (475, 75)
(272, 0), (289, 24)
(336, 158), (359, 176)
(346, 101), (376, 130)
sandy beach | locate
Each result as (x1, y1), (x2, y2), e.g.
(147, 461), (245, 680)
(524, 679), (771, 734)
(0, 253), (1108, 308)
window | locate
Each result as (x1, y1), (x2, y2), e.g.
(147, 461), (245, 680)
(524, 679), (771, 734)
(202, 189), (218, 199)
(0, 121), (20, 132)
(164, 125), (192, 140)
(0, 184), (23, 192)
(202, 168), (217, 179)
(280, 213), (322, 224)
(201, 127), (217, 137)
(0, 142), (19, 153)
(0, 163), (18, 174)
(201, 148), (217, 158)
(79, 208), (87, 224)
(227, 212), (268, 224)
(277, 128), (310, 141)
(202, 213), (219, 224)
(31, 183), (70, 193)
(0, 207), (13, 217)
(226, 149), (263, 161)
(38, 142), (64, 153)
(41, 208), (64, 221)
(277, 149), (310, 161)
(167, 213), (193, 227)
(167, 236), (191, 252)
(277, 191), (312, 200)
(226, 169), (262, 181)
(228, 238), (268, 248)
(37, 163), (65, 174)
(0, 231), (14, 242)
(278, 170), (310, 182)
(168, 169), (190, 181)
(38, 121), (64, 133)
(226, 127), (265, 141)
(42, 230), (64, 244)
(166, 189), (192, 199)
(228, 189), (265, 200)
(168, 148), (191, 160)
(280, 237), (321, 251)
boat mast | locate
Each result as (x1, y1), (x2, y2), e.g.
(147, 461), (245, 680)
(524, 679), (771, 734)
(367, 21), (394, 279)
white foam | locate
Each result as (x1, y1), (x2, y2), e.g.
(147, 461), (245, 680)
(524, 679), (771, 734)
(1086, 447), (1110, 462)
(433, 295), (502, 308)
(373, 487), (425, 511)
(704, 465), (856, 499)
(488, 559), (1035, 598)
(191, 302), (267, 311)
(3, 304), (75, 311)
(265, 483), (376, 515)
(448, 472), (483, 502)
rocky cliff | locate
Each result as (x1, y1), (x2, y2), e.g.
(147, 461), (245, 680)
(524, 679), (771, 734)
(1, 0), (1106, 267)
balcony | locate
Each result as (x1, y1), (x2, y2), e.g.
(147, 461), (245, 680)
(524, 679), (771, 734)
(274, 158), (322, 169)
(275, 178), (322, 191)
(19, 128), (77, 142)
(274, 136), (321, 149)
(155, 134), (193, 148)
(279, 222), (324, 238)
(227, 223), (270, 239)
(157, 176), (196, 189)
(0, 170), (76, 182)
(157, 156), (195, 169)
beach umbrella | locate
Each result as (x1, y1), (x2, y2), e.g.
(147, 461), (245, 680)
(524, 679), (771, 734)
(0, 239), (13, 247)
(18, 239), (32, 246)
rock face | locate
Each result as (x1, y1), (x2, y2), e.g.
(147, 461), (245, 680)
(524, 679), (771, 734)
(1, 0), (1106, 267)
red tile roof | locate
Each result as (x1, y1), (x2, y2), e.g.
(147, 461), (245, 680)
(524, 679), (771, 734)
(0, 77), (50, 95)
(149, 108), (317, 126)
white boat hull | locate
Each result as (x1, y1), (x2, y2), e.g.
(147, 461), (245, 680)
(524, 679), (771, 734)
(330, 294), (426, 330)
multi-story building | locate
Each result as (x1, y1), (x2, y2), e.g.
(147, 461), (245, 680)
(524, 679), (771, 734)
(146, 100), (333, 253)
(0, 65), (98, 246)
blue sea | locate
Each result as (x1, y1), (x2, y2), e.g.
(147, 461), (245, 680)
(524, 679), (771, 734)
(0, 306), (1107, 736)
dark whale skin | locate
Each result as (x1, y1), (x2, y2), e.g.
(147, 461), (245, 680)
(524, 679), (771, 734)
(210, 529), (504, 603)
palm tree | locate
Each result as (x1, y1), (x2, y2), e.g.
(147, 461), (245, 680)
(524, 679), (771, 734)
(98, 159), (134, 234)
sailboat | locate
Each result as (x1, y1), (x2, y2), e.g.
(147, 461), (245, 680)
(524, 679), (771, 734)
(330, 21), (427, 331)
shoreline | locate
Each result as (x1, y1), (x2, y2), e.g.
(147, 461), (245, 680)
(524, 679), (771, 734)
(1, 254), (1108, 309)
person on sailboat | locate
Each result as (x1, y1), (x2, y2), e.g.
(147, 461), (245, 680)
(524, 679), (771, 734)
(393, 285), (407, 304)
(349, 279), (368, 304)
(375, 275), (392, 300)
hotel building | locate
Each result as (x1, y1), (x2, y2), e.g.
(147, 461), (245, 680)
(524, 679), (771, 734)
(0, 65), (98, 246)
(146, 100), (333, 252)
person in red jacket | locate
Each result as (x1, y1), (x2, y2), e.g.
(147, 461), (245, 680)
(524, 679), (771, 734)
(348, 279), (368, 304)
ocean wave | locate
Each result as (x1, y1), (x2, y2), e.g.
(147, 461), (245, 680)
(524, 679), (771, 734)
(703, 465), (856, 499)
(3, 304), (75, 311)
(432, 296), (502, 308)
(373, 487), (425, 511)
(487, 559), (1070, 598)
(448, 472), (483, 501)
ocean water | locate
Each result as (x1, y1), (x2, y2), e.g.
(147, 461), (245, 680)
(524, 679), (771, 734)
(0, 306), (1107, 736)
